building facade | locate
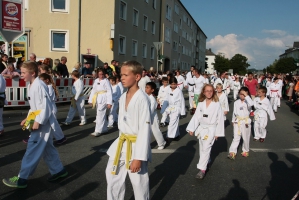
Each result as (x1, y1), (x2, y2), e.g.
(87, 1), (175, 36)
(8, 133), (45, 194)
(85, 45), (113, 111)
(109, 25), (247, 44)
(279, 42), (299, 66)
(160, 0), (207, 73)
(205, 48), (216, 74)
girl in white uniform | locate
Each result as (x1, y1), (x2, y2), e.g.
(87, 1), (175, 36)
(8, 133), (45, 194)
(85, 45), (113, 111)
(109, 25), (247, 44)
(175, 71), (186, 91)
(160, 77), (185, 142)
(269, 78), (280, 113)
(157, 77), (169, 108)
(228, 87), (253, 159)
(3, 62), (67, 188)
(266, 77), (271, 97)
(89, 69), (113, 136)
(233, 77), (241, 100)
(193, 69), (206, 109)
(216, 83), (229, 120)
(108, 76), (121, 128)
(253, 86), (275, 142)
(186, 84), (224, 179)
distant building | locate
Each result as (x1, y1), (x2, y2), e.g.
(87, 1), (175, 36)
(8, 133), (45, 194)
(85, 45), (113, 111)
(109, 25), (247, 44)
(205, 48), (216, 74)
(279, 42), (299, 66)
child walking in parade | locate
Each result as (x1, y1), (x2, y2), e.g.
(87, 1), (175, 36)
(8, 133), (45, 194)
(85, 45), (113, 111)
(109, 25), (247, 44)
(105, 61), (151, 200)
(145, 82), (166, 150)
(89, 68), (112, 137)
(233, 76), (241, 100)
(253, 86), (276, 142)
(61, 70), (86, 126)
(160, 77), (185, 143)
(157, 77), (169, 110)
(107, 76), (121, 128)
(3, 62), (67, 188)
(269, 78), (280, 113)
(186, 84), (224, 179)
(216, 83), (229, 120)
(228, 87), (254, 159)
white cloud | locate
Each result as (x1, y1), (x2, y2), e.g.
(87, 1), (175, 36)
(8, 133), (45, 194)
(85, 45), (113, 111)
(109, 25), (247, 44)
(207, 31), (299, 70)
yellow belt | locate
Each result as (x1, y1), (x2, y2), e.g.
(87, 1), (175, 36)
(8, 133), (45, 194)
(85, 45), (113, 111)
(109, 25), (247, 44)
(22, 110), (41, 131)
(236, 116), (249, 135)
(92, 90), (107, 109)
(71, 93), (84, 108)
(111, 133), (137, 175)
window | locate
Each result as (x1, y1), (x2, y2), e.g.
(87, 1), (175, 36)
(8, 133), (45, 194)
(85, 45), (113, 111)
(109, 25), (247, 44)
(142, 44), (147, 58)
(183, 14), (187, 22)
(174, 4), (179, 14)
(51, 0), (69, 12)
(165, 27), (170, 43)
(174, 23), (178, 33)
(150, 47), (155, 60)
(151, 21), (156, 34)
(119, 35), (126, 54)
(166, 5), (171, 20)
(153, 0), (156, 9)
(120, 1), (127, 20)
(24, 0), (29, 10)
(143, 15), (148, 31)
(182, 30), (186, 39)
(173, 41), (178, 51)
(132, 40), (138, 56)
(133, 9), (139, 26)
(180, 18), (182, 29)
(50, 30), (69, 51)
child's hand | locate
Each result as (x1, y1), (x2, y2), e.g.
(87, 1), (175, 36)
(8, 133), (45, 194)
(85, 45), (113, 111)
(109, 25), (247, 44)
(20, 119), (26, 126)
(215, 136), (218, 140)
(224, 111), (228, 115)
(107, 104), (112, 109)
(240, 91), (248, 97)
(189, 131), (194, 136)
(32, 121), (40, 130)
(130, 160), (142, 173)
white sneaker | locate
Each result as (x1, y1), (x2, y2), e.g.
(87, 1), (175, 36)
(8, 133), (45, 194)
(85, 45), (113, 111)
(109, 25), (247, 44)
(93, 120), (96, 123)
(157, 141), (166, 150)
(79, 122), (86, 126)
(91, 132), (101, 137)
(107, 125), (113, 128)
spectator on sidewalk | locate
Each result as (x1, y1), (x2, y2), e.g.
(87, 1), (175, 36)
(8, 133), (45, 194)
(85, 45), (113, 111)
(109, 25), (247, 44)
(57, 56), (69, 78)
(0, 54), (8, 73)
(1, 63), (20, 78)
(82, 62), (93, 78)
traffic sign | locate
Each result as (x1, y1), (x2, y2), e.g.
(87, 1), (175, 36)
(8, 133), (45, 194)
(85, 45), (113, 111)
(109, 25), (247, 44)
(153, 42), (163, 51)
(0, 0), (24, 42)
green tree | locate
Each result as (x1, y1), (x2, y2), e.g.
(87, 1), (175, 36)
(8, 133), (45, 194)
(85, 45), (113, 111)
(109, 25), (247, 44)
(230, 54), (250, 74)
(212, 54), (230, 72)
(275, 57), (297, 73)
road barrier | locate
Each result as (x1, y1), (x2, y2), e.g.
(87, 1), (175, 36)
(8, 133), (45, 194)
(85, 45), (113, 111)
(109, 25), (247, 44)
(5, 77), (94, 107)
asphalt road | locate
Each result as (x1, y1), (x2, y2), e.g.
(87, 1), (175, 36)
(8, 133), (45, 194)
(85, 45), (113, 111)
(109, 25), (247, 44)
(0, 93), (299, 200)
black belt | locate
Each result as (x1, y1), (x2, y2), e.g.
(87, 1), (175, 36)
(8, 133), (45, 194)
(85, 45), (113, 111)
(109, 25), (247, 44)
(188, 83), (195, 86)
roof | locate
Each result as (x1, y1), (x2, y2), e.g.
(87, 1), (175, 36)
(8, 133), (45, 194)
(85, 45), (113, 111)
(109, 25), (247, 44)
(206, 48), (215, 56)
(294, 42), (299, 48)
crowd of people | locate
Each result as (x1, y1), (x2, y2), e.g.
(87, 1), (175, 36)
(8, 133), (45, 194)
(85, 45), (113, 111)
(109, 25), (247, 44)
(0, 53), (298, 199)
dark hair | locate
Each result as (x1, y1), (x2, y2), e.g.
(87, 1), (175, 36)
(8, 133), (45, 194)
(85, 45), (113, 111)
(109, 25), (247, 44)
(259, 86), (267, 94)
(239, 86), (251, 97)
(109, 76), (116, 82)
(8, 57), (16, 63)
(193, 68), (200, 74)
(97, 68), (106, 75)
(162, 77), (168, 82)
(72, 70), (80, 78)
(169, 77), (178, 84)
(146, 82), (156, 90)
(104, 62), (108, 65)
(111, 59), (115, 64)
(248, 72), (253, 76)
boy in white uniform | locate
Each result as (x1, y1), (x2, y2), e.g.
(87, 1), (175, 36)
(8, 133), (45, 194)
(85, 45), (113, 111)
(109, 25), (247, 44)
(233, 77), (241, 100)
(3, 62), (67, 188)
(213, 72), (230, 95)
(138, 69), (151, 92)
(253, 86), (275, 142)
(0, 74), (5, 136)
(216, 83), (229, 120)
(106, 61), (151, 200)
(175, 70), (186, 90)
(61, 71), (86, 126)
(269, 78), (280, 113)
(277, 75), (283, 108)
(157, 77), (169, 108)
(185, 66), (195, 110)
(192, 69), (206, 109)
(108, 76), (121, 128)
(146, 82), (166, 150)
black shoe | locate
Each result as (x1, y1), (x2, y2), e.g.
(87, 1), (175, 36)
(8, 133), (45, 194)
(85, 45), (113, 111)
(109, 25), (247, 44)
(164, 122), (169, 126)
(55, 137), (67, 145)
(47, 168), (68, 182)
(173, 135), (180, 141)
(160, 123), (166, 127)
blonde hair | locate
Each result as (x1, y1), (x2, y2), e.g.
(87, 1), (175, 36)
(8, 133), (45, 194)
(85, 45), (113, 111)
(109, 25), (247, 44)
(40, 64), (52, 74)
(121, 60), (143, 75)
(199, 84), (219, 102)
(74, 62), (81, 70)
(216, 83), (223, 89)
(21, 61), (38, 77)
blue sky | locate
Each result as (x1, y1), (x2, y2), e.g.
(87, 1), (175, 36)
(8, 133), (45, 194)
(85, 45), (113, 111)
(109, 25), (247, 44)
(181, 0), (299, 70)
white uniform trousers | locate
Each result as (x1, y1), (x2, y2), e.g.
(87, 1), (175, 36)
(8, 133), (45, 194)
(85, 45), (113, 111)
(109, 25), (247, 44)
(18, 125), (64, 179)
(52, 119), (65, 140)
(151, 115), (166, 146)
(233, 90), (238, 100)
(165, 110), (180, 138)
(106, 160), (149, 200)
(188, 91), (194, 109)
(277, 96), (281, 107)
(108, 102), (119, 127)
(177, 83), (184, 90)
(254, 117), (267, 139)
(229, 123), (251, 153)
(197, 137), (215, 170)
(65, 96), (86, 124)
(270, 97), (279, 112)
(95, 103), (108, 133)
(0, 108), (3, 131)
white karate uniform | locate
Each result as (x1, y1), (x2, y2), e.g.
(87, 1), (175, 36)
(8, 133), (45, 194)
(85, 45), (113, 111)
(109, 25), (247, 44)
(186, 100), (224, 170)
(48, 85), (65, 140)
(185, 71), (195, 109)
(213, 78), (230, 95)
(157, 85), (169, 107)
(233, 81), (241, 100)
(269, 83), (280, 112)
(117, 82), (124, 94)
(277, 79), (283, 107)
(161, 87), (185, 138)
(148, 94), (166, 147)
(65, 79), (86, 124)
(193, 75), (206, 95)
(226, 76), (233, 95)
(229, 96), (253, 154)
(18, 78), (64, 179)
(88, 78), (112, 133)
(253, 97), (275, 140)
(266, 81), (271, 97)
(205, 78), (210, 84)
(138, 76), (151, 92)
(218, 92), (229, 120)
(108, 84), (121, 127)
(175, 75), (186, 90)
(106, 89), (151, 200)
(0, 74), (5, 131)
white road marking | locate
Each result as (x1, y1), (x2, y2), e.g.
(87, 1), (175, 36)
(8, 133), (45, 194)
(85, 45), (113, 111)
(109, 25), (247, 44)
(250, 148), (299, 152)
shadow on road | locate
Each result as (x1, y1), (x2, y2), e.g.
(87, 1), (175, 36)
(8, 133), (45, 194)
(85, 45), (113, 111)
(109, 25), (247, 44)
(220, 179), (249, 200)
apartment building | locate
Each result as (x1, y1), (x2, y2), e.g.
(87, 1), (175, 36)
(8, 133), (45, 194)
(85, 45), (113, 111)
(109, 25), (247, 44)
(160, 0), (207, 72)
